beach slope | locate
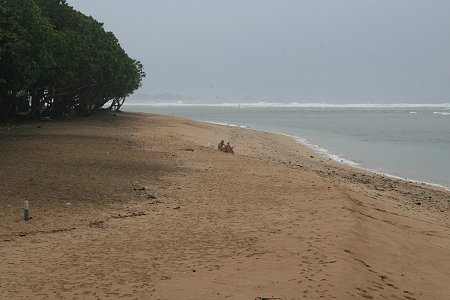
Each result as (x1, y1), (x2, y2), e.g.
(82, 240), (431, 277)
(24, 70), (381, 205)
(0, 112), (449, 299)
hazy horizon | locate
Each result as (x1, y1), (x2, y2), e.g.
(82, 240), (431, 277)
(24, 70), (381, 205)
(69, 0), (450, 104)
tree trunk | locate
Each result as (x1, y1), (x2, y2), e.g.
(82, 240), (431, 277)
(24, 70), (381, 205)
(1, 94), (16, 120)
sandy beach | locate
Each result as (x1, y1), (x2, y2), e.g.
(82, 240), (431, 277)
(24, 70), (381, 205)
(0, 112), (449, 300)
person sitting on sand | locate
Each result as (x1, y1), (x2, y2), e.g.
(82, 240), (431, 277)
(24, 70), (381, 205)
(218, 140), (225, 151)
(223, 141), (234, 154)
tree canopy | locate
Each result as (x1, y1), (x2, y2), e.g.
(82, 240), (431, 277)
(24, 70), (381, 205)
(0, 0), (145, 120)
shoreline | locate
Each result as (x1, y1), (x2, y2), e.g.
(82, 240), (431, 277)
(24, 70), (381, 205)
(124, 104), (450, 191)
(1, 111), (449, 299)
(202, 120), (450, 192)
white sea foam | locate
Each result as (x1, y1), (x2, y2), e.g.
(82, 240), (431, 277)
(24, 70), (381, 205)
(205, 121), (248, 128)
(292, 136), (360, 167)
(126, 101), (450, 109)
(433, 111), (450, 115)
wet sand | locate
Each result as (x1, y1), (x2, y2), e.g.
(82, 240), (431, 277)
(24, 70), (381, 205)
(0, 112), (449, 299)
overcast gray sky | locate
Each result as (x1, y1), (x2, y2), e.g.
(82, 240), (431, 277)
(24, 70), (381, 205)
(69, 0), (450, 103)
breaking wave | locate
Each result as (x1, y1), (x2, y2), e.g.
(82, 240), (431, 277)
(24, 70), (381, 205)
(126, 101), (450, 109)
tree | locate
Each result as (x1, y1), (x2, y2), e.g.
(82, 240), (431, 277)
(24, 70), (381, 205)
(0, 0), (145, 120)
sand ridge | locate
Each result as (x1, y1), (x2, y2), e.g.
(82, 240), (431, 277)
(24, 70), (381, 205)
(0, 112), (449, 299)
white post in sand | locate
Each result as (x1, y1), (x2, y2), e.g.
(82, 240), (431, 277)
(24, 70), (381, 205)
(24, 200), (30, 221)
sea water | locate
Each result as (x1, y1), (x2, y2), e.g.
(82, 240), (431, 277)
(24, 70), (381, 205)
(123, 103), (450, 190)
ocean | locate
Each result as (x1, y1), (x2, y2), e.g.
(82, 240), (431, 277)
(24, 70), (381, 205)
(123, 103), (450, 190)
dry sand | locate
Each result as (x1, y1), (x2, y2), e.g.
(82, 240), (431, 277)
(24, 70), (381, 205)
(0, 112), (449, 300)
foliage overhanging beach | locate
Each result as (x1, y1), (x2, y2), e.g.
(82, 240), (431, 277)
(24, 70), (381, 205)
(0, 0), (144, 121)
